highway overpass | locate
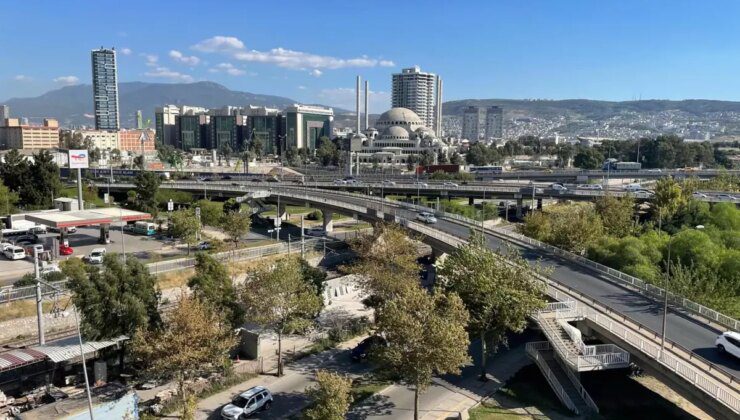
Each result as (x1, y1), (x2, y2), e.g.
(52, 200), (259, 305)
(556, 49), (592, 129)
(104, 181), (739, 417)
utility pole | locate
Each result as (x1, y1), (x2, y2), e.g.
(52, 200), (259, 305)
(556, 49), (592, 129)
(301, 215), (305, 259)
(34, 248), (44, 345)
(76, 168), (84, 211)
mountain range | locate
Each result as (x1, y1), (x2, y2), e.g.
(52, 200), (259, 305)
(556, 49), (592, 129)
(3, 81), (740, 134)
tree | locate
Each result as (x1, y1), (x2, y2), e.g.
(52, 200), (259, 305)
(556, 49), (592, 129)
(304, 370), (352, 420)
(0, 181), (19, 215)
(188, 253), (244, 328)
(131, 295), (236, 419)
(222, 198), (241, 214)
(240, 258), (322, 376)
(450, 152), (464, 165)
(221, 210), (251, 248)
(60, 131), (84, 149)
(316, 137), (339, 166)
(573, 148), (604, 169)
(170, 209), (199, 253)
(0, 149), (29, 194)
(299, 258), (327, 299)
(133, 155), (145, 170)
(437, 150), (449, 164)
(134, 171), (161, 215)
(194, 199), (223, 227)
(65, 255), (161, 369)
(374, 284), (470, 420)
(349, 224), (420, 311)
(438, 231), (546, 380)
(21, 150), (61, 209)
(219, 142), (233, 167)
(466, 143), (491, 166)
(418, 150), (435, 166)
(594, 195), (635, 237)
(653, 177), (686, 229)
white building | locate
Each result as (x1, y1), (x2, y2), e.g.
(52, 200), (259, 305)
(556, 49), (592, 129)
(75, 130), (120, 150)
(392, 66), (443, 137)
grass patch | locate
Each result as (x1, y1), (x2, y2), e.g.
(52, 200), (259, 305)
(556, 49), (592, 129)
(350, 377), (391, 406)
(496, 364), (574, 416)
(469, 402), (539, 420)
(156, 269), (194, 289)
(0, 297), (72, 322)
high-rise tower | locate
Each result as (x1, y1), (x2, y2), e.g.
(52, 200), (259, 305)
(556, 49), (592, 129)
(91, 47), (120, 131)
(391, 66), (442, 135)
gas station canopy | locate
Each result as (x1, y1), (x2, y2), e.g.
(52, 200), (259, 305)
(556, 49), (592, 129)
(25, 207), (151, 229)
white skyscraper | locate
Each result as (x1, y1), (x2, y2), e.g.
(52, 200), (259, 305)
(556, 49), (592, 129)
(91, 47), (120, 131)
(392, 66), (442, 136)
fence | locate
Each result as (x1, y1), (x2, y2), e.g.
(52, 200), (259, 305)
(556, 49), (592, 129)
(525, 341), (579, 414)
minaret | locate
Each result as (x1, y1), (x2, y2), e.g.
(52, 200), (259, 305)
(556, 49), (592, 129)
(364, 80), (369, 131)
(355, 76), (361, 134)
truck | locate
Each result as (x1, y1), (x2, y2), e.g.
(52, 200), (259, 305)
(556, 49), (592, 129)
(603, 159), (642, 171)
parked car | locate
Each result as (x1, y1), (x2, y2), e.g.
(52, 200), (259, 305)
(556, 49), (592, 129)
(550, 183), (568, 191)
(88, 248), (107, 264)
(0, 242), (13, 252)
(305, 227), (327, 237)
(59, 244), (74, 255)
(442, 182), (459, 188)
(716, 332), (740, 359)
(4, 246), (26, 260)
(40, 264), (61, 276)
(220, 386), (273, 419)
(24, 244), (44, 258)
(351, 335), (388, 361)
(416, 212), (438, 224)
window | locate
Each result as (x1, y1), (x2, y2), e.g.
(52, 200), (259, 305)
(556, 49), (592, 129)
(727, 336), (740, 347)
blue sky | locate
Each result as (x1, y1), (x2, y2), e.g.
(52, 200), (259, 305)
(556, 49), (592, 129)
(2, 0), (740, 109)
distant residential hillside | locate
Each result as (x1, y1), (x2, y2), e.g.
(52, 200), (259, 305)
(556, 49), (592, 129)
(0, 81), (300, 128)
(442, 98), (740, 118)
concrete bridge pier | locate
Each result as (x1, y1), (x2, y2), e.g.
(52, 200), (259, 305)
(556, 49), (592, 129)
(276, 203), (288, 221)
(99, 223), (110, 244)
(322, 210), (334, 233)
(468, 196), (475, 206)
(537, 198), (543, 210)
(516, 198), (523, 219)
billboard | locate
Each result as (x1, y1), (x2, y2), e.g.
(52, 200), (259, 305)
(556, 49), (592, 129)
(69, 150), (89, 169)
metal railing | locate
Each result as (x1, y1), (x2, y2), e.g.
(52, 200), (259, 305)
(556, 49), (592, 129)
(525, 341), (579, 414)
(552, 347), (600, 414)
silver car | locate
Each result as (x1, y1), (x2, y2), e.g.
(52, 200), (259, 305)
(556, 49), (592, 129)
(416, 212), (438, 224)
(221, 386), (273, 419)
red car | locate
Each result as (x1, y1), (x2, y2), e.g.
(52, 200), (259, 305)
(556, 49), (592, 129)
(59, 244), (74, 255)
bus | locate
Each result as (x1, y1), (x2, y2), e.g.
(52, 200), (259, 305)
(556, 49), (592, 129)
(469, 165), (505, 175)
(131, 221), (157, 236)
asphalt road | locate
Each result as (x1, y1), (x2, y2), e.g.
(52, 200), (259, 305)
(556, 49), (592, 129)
(297, 188), (740, 379)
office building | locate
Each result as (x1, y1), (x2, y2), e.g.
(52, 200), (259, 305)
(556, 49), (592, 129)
(155, 105), (180, 147)
(485, 106), (503, 141)
(91, 48), (120, 131)
(284, 105), (333, 152)
(244, 106), (284, 156)
(119, 129), (156, 153)
(0, 105), (9, 126)
(176, 114), (209, 151)
(461, 106), (486, 141)
(208, 115), (238, 151)
(73, 129), (119, 150)
(0, 118), (60, 150)
(391, 66), (442, 136)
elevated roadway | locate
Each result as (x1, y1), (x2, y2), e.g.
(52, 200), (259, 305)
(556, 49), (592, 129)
(104, 181), (739, 416)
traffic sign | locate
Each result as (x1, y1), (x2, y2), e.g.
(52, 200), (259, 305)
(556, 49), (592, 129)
(167, 199), (174, 212)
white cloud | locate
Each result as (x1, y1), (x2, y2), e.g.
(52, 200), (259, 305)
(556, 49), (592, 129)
(192, 35), (395, 71)
(298, 85), (307, 90)
(120, 48), (132, 55)
(169, 50), (200, 66)
(144, 66), (194, 83)
(209, 62), (246, 76)
(318, 87), (391, 111)
(309, 69), (323, 77)
(140, 53), (159, 67)
(192, 36), (245, 52)
(14, 75), (31, 81)
(53, 76), (80, 85)
(83, 113), (95, 119)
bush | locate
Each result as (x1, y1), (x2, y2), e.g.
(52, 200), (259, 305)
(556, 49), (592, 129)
(307, 210), (323, 221)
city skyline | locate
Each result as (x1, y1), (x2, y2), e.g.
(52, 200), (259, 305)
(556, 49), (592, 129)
(3, 0), (740, 109)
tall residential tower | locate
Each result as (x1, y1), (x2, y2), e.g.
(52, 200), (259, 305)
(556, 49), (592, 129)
(91, 47), (120, 131)
(391, 66), (442, 136)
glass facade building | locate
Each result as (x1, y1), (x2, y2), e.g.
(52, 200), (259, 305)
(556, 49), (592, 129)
(91, 48), (120, 131)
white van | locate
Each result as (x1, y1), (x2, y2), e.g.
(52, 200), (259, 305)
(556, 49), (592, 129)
(624, 183), (642, 192)
(4, 246), (26, 260)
